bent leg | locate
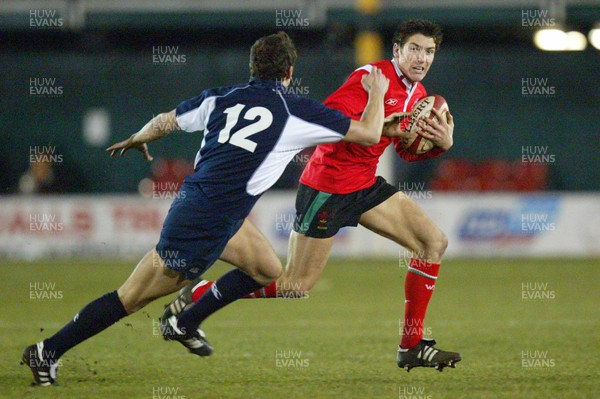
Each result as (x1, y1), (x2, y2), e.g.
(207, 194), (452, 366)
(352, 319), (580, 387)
(219, 219), (282, 285)
(359, 192), (448, 349)
(359, 192), (447, 262)
(118, 249), (191, 313)
(278, 231), (334, 295)
(189, 226), (333, 300)
(176, 219), (282, 330)
(220, 227), (333, 297)
(42, 249), (187, 361)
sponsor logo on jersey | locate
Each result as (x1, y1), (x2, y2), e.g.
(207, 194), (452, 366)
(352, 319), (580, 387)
(385, 98), (398, 106)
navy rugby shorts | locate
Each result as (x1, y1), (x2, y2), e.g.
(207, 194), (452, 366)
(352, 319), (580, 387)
(156, 182), (243, 280)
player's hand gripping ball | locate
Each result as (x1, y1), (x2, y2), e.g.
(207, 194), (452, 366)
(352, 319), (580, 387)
(401, 95), (449, 155)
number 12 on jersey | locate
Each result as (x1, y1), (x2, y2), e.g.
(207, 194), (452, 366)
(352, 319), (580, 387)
(218, 103), (273, 153)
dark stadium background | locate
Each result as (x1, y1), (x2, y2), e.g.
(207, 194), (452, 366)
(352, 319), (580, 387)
(1, 1), (598, 193)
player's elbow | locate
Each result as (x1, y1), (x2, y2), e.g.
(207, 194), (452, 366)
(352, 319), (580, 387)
(154, 110), (179, 133)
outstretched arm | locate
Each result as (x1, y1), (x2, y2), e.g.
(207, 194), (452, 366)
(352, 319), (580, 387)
(106, 109), (179, 161)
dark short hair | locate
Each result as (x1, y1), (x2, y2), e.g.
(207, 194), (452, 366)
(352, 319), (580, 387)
(249, 31), (298, 80)
(393, 19), (443, 50)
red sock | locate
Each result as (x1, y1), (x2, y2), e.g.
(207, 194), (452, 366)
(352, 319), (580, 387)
(401, 258), (441, 349)
(191, 280), (214, 302)
(191, 280), (277, 302)
(244, 281), (277, 298)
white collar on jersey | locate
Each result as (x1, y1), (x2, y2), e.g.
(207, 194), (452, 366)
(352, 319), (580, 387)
(391, 58), (417, 92)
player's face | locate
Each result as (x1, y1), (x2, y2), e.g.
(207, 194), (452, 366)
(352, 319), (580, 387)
(394, 34), (436, 83)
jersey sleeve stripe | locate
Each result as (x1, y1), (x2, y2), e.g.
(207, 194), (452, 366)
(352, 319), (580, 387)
(176, 96), (216, 133)
(355, 64), (373, 73)
(176, 84), (252, 132)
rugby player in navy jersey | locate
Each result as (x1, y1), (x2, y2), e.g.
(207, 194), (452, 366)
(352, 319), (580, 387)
(22, 32), (395, 386)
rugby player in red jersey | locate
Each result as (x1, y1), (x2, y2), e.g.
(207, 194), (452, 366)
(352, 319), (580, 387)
(164, 20), (461, 371)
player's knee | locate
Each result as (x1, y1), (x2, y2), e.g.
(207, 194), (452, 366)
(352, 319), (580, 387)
(261, 263), (283, 281)
(245, 261), (282, 285)
(425, 228), (448, 260)
(438, 230), (448, 257)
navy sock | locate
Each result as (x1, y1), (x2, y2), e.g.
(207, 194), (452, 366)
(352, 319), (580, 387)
(177, 269), (263, 334)
(43, 291), (128, 361)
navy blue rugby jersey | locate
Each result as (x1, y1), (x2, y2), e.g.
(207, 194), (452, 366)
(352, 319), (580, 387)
(175, 78), (351, 217)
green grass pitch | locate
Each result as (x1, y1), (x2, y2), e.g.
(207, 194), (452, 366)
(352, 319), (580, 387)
(2, 258), (599, 398)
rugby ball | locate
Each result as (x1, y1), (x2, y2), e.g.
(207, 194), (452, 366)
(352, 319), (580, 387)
(401, 95), (449, 155)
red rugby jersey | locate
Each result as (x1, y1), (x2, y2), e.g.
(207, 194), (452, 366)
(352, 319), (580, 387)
(300, 59), (446, 194)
